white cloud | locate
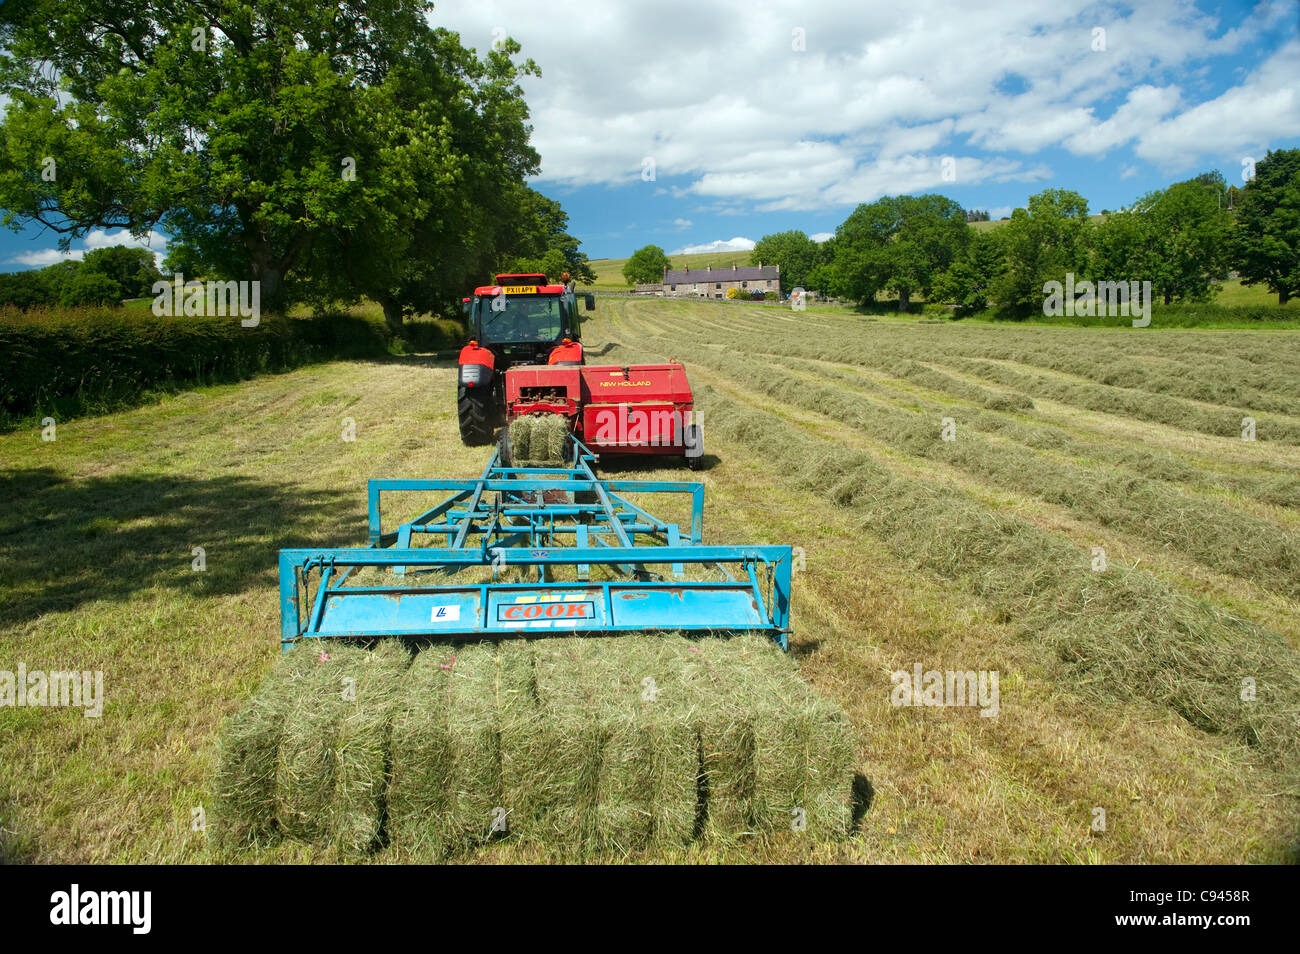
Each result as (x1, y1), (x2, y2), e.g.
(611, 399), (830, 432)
(7, 248), (80, 267)
(671, 236), (755, 255)
(1120, 164), (1139, 179)
(7, 228), (168, 269)
(672, 217), (693, 229)
(810, 232), (833, 242)
(429, 0), (1300, 209)
(1134, 40), (1300, 166)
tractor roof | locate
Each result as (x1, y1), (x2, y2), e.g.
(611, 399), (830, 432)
(473, 283), (566, 296)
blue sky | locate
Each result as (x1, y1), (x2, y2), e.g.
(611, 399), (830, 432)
(2, 0), (1298, 268)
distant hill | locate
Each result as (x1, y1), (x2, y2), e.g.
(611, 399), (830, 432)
(586, 250), (765, 289)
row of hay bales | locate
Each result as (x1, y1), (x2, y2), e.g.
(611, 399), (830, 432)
(507, 413), (571, 467)
(211, 634), (857, 858)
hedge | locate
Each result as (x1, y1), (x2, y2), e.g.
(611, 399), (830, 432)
(0, 305), (393, 419)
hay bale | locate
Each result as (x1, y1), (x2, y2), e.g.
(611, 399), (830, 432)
(209, 650), (316, 850)
(387, 646), (459, 856)
(389, 641), (538, 857)
(324, 640), (409, 853)
(385, 634), (855, 857)
(534, 414), (570, 463)
(508, 416), (533, 463)
(272, 642), (410, 852)
(680, 635), (856, 842)
(509, 413), (569, 467)
(515, 637), (698, 854)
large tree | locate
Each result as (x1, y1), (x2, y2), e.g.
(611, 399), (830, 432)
(931, 227), (1007, 315)
(829, 194), (969, 310)
(749, 230), (819, 292)
(622, 245), (671, 285)
(1234, 149), (1300, 305)
(1093, 179), (1230, 304)
(81, 245), (162, 299)
(0, 0), (544, 326)
(993, 189), (1091, 315)
(501, 188), (596, 284)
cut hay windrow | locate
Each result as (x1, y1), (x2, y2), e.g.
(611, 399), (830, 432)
(645, 341), (1300, 596)
(692, 382), (1300, 786)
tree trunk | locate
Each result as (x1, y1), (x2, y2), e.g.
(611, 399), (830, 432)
(1280, 288), (1290, 306)
(380, 295), (404, 333)
(245, 238), (286, 313)
(898, 288), (910, 312)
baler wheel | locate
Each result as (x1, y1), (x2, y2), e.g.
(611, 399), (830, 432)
(457, 383), (495, 446)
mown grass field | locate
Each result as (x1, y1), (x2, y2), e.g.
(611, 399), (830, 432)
(2, 297), (1298, 863)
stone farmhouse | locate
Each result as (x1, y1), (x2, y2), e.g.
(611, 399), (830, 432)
(635, 262), (781, 298)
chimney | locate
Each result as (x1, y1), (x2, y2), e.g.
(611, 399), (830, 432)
(732, 263), (737, 272)
(662, 265), (668, 281)
(706, 265), (711, 273)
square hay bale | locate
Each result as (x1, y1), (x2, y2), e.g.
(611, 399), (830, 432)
(679, 635), (856, 842)
(389, 641), (538, 857)
(272, 642), (410, 852)
(387, 646), (459, 857)
(513, 637), (698, 855)
(533, 414), (570, 463)
(324, 640), (410, 854)
(507, 416), (533, 463)
(210, 650), (317, 850)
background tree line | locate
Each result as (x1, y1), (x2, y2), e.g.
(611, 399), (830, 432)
(0, 246), (162, 307)
(750, 149), (1298, 315)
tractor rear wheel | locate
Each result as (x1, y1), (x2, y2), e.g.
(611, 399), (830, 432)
(457, 383), (495, 446)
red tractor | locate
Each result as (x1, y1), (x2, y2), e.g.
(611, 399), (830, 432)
(456, 274), (590, 445)
(457, 274), (702, 467)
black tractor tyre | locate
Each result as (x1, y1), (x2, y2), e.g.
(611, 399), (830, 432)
(457, 383), (496, 446)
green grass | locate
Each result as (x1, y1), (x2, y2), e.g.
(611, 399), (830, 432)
(3, 296), (1299, 863)
(1213, 278), (1298, 308)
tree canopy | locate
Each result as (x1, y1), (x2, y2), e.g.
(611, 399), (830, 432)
(748, 230), (822, 292)
(827, 194), (969, 309)
(622, 245), (671, 285)
(1234, 149), (1300, 305)
(0, 0), (578, 326)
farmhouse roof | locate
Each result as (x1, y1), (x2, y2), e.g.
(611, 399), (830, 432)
(662, 263), (780, 284)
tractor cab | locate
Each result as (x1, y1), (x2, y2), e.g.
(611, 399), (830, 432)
(466, 274), (592, 367)
(456, 273), (595, 445)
